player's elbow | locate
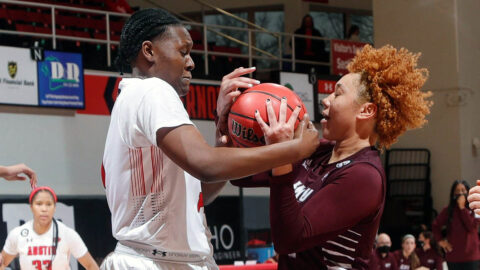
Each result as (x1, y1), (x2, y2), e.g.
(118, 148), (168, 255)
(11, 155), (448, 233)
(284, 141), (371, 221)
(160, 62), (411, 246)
(189, 158), (227, 183)
(273, 239), (299, 254)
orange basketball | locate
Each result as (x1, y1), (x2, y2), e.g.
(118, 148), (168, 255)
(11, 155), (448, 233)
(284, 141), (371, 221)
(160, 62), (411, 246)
(228, 83), (307, 148)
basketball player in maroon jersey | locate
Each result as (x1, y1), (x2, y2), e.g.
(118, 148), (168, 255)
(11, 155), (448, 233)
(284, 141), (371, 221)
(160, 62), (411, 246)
(219, 45), (432, 269)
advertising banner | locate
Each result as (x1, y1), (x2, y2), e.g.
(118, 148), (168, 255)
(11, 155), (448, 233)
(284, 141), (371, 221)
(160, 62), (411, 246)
(78, 75), (221, 121)
(181, 80), (221, 121)
(279, 72), (316, 122)
(0, 46), (38, 105)
(76, 74), (121, 115)
(37, 50), (84, 108)
(331, 39), (368, 75)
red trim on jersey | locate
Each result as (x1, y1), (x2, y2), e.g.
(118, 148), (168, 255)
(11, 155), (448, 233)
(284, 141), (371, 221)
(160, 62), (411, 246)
(150, 146), (156, 193)
(101, 163), (106, 188)
(197, 192), (204, 212)
(138, 149), (146, 195)
(129, 148), (147, 196)
(150, 146), (163, 193)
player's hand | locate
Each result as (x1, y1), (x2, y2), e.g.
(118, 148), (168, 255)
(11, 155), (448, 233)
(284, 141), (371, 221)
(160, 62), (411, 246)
(438, 239), (453, 253)
(292, 114), (319, 159)
(255, 97), (301, 145)
(467, 180), (480, 214)
(0, 164), (37, 188)
(216, 67), (260, 143)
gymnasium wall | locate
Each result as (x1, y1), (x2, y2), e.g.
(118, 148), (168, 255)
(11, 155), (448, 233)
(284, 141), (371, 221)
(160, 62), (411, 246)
(373, 0), (480, 212)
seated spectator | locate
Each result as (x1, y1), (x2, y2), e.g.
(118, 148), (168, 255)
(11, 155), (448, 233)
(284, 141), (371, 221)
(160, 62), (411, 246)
(369, 233), (399, 270)
(416, 231), (443, 270)
(393, 234), (424, 270)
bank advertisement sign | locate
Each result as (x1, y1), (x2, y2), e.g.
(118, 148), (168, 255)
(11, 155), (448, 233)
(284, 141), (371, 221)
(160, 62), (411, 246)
(331, 39), (368, 75)
(0, 46), (38, 105)
(37, 50), (84, 108)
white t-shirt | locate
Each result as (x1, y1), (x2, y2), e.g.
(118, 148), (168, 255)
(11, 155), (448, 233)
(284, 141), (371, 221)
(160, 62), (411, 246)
(102, 77), (213, 263)
(3, 220), (88, 270)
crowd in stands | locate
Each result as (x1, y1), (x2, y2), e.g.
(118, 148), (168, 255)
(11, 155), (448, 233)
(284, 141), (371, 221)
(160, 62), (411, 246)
(370, 180), (480, 270)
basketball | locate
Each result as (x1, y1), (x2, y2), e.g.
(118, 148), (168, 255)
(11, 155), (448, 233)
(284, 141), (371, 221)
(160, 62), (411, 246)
(228, 83), (307, 148)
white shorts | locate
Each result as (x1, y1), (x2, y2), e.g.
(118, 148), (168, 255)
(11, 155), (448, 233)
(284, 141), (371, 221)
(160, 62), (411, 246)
(100, 242), (218, 270)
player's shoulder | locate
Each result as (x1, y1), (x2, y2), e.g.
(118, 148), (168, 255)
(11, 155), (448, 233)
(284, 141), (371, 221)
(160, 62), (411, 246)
(55, 220), (74, 232)
(9, 220), (33, 237)
(341, 162), (383, 189)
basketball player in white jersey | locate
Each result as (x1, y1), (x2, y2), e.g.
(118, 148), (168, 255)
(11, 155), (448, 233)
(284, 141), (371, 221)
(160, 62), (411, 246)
(100, 8), (319, 270)
(1, 187), (98, 270)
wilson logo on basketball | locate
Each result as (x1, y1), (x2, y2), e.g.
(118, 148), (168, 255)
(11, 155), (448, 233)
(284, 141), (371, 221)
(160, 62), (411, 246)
(230, 119), (265, 145)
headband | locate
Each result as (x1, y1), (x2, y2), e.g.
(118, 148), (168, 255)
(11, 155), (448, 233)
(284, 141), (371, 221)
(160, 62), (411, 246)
(402, 234), (415, 242)
(29, 186), (57, 204)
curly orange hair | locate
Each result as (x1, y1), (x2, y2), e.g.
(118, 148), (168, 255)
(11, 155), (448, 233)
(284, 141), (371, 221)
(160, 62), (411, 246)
(347, 45), (433, 149)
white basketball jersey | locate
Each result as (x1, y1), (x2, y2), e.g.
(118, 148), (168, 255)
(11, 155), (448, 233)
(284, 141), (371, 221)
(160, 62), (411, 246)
(102, 77), (213, 263)
(3, 220), (88, 270)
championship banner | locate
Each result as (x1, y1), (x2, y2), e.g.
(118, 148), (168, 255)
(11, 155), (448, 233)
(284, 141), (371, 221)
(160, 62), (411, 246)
(279, 72), (316, 122)
(77, 75), (221, 121)
(37, 50), (85, 108)
(331, 39), (367, 75)
(0, 46), (38, 105)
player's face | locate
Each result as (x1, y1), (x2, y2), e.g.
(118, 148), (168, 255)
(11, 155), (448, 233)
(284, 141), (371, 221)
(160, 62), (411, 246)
(377, 234), (391, 247)
(402, 238), (416, 255)
(454, 183), (467, 196)
(151, 26), (194, 97)
(31, 191), (56, 226)
(320, 73), (363, 141)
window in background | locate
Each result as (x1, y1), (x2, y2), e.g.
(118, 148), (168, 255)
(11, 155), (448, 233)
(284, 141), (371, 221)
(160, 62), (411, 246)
(254, 11), (284, 69)
(350, 14), (373, 44)
(309, 11), (344, 51)
(203, 13), (248, 53)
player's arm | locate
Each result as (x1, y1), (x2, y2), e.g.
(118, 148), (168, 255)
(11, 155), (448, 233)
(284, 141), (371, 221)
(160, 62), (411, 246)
(77, 251), (99, 270)
(157, 116), (318, 182)
(0, 164), (37, 188)
(268, 165), (383, 254)
(0, 250), (16, 269)
(201, 182), (227, 205)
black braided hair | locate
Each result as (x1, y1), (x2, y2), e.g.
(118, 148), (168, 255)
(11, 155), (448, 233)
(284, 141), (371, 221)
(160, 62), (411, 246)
(116, 8), (181, 74)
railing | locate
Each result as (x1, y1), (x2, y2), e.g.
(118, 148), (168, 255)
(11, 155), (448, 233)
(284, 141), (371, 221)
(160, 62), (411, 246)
(0, 0), (332, 74)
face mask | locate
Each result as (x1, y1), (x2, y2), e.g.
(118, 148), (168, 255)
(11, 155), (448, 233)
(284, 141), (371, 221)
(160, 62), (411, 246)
(417, 241), (424, 248)
(377, 245), (390, 253)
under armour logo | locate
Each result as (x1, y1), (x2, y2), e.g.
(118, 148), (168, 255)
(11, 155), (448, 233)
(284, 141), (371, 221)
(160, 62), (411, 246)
(152, 249), (167, 257)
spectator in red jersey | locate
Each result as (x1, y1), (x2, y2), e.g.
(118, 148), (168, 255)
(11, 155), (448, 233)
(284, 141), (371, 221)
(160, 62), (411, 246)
(432, 180), (480, 270)
(369, 233), (399, 270)
(219, 45), (433, 270)
(393, 234), (424, 270)
(416, 231), (443, 270)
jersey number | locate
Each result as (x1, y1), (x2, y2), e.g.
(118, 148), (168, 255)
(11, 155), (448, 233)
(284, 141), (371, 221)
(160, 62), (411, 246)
(32, 260), (52, 270)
